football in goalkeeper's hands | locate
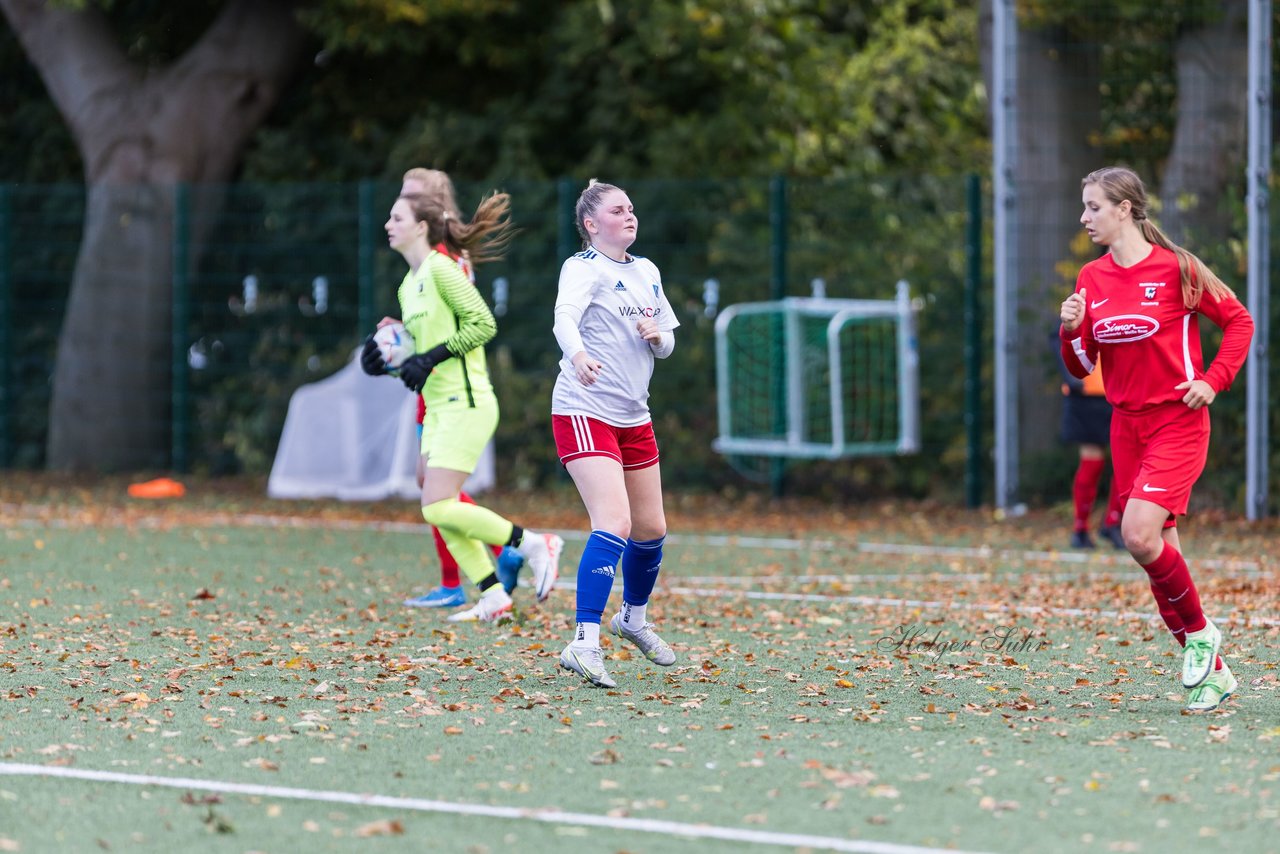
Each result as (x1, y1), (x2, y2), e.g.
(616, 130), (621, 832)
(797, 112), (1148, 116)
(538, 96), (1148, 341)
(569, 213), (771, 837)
(373, 322), (415, 373)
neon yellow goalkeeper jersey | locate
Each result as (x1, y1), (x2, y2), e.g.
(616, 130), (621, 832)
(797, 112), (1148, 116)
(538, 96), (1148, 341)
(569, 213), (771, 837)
(396, 250), (496, 408)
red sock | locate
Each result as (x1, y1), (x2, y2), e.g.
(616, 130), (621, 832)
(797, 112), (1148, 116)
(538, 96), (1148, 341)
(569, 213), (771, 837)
(1141, 541), (1206, 635)
(1148, 582), (1185, 643)
(1072, 458), (1104, 533)
(1150, 583), (1223, 671)
(1103, 475), (1123, 527)
(432, 526), (461, 588)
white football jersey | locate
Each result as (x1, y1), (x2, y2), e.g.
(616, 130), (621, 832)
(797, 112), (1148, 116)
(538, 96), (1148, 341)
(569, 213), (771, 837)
(551, 247), (679, 427)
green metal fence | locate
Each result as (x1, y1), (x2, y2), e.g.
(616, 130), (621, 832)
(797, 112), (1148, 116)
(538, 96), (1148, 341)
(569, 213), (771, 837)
(3, 176), (988, 499)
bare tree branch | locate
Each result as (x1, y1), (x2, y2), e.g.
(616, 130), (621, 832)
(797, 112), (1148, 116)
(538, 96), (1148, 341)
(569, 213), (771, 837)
(0, 0), (135, 147)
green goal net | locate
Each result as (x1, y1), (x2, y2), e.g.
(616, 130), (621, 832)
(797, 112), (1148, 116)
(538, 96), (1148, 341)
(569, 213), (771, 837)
(713, 282), (920, 459)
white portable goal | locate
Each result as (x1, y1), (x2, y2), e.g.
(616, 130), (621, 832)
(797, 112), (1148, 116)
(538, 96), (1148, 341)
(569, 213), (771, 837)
(713, 280), (920, 460)
(268, 351), (494, 501)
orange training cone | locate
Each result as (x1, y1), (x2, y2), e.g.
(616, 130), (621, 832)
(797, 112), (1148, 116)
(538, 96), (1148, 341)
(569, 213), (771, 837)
(127, 478), (187, 499)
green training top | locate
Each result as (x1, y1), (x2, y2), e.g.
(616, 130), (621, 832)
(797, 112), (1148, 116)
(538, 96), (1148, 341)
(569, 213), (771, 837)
(396, 250), (496, 408)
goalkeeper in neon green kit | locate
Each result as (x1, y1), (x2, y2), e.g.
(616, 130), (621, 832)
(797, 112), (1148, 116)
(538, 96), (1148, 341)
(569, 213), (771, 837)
(361, 180), (562, 622)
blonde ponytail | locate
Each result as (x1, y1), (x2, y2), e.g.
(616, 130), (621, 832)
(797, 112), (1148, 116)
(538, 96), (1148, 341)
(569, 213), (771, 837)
(1083, 166), (1236, 310)
(1137, 220), (1236, 309)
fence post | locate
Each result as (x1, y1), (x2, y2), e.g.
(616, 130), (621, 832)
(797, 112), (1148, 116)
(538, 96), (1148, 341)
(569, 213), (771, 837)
(357, 180), (376, 335)
(171, 183), (190, 473)
(1245, 0), (1271, 519)
(992, 0), (1019, 511)
(964, 174), (984, 507)
(769, 174), (788, 300)
(769, 175), (788, 496)
(0, 184), (10, 468)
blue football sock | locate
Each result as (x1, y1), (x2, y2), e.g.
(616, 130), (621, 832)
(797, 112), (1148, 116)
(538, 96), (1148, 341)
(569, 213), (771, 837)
(621, 535), (664, 608)
(575, 530), (626, 625)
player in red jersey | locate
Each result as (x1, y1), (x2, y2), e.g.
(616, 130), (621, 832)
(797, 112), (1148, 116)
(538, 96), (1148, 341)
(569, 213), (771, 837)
(1059, 166), (1253, 712)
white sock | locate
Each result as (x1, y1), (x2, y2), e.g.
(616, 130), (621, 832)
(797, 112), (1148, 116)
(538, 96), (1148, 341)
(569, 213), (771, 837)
(574, 622), (600, 647)
(620, 602), (647, 630)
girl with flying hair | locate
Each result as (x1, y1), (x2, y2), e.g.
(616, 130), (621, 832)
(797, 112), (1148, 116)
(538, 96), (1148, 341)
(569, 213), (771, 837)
(361, 174), (562, 622)
(390, 168), (526, 609)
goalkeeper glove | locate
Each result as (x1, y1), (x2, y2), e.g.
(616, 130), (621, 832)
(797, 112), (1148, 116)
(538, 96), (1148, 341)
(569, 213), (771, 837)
(360, 335), (387, 376)
(399, 344), (453, 393)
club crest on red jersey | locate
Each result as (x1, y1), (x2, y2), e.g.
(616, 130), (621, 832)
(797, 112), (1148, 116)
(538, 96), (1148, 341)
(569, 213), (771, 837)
(1093, 314), (1159, 343)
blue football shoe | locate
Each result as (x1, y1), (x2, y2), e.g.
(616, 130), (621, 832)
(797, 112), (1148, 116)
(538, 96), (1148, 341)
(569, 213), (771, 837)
(403, 585), (466, 608)
(495, 546), (524, 594)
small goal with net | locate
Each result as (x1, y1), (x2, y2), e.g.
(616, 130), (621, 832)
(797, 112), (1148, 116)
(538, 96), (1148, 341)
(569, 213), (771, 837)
(713, 280), (920, 460)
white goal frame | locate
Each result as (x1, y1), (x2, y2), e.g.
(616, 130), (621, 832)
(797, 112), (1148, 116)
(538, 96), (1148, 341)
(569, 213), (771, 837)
(713, 280), (920, 460)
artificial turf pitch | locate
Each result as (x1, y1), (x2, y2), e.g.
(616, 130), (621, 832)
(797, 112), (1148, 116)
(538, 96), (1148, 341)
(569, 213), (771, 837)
(1, 502), (1277, 853)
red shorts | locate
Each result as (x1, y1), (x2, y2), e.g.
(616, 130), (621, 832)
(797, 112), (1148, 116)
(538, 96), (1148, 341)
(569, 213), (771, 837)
(552, 415), (659, 470)
(1109, 402), (1209, 518)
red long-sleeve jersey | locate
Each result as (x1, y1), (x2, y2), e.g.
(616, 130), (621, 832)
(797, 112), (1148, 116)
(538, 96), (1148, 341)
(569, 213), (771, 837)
(1059, 245), (1253, 414)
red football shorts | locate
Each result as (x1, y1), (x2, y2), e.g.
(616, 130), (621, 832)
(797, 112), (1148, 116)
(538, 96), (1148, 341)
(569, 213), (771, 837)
(1109, 402), (1210, 518)
(552, 414), (659, 470)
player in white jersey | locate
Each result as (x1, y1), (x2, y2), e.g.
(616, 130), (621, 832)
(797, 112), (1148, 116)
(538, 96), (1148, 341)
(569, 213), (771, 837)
(551, 181), (680, 688)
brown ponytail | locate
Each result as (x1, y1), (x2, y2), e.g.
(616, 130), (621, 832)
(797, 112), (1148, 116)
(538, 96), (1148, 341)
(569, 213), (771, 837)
(400, 170), (516, 265)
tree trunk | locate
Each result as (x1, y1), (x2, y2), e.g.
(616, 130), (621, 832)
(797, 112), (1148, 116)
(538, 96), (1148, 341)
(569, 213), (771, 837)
(0, 0), (307, 470)
(1159, 0), (1248, 244)
(1013, 24), (1103, 465)
(47, 185), (176, 469)
(979, 3), (1103, 475)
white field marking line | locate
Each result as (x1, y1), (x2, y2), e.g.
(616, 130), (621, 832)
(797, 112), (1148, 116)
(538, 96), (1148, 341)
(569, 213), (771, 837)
(2, 503), (1262, 573)
(664, 584), (1111, 616)
(850, 541), (1261, 573)
(544, 579), (1280, 627)
(682, 566), (1278, 585)
(662, 535), (1261, 575)
(681, 573), (995, 585)
(0, 763), (988, 854)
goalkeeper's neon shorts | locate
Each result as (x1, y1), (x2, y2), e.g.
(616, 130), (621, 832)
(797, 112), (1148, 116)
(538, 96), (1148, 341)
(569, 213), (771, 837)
(421, 397), (498, 474)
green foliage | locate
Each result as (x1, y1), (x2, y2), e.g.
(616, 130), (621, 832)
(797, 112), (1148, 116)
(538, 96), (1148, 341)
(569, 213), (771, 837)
(1017, 0), (1266, 182)
(240, 0), (986, 184)
(1, 0), (1269, 508)
(1019, 0), (1227, 38)
(0, 26), (79, 181)
(178, 183), (366, 475)
(2, 1), (986, 185)
(2, 184), (84, 467)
